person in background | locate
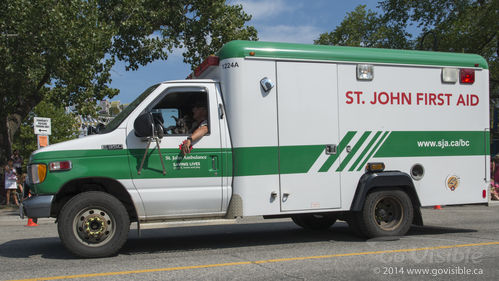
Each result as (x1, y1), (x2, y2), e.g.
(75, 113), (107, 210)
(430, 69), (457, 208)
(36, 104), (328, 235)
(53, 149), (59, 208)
(0, 166), (5, 205)
(11, 149), (23, 175)
(4, 159), (19, 206)
(17, 173), (26, 201)
(491, 155), (499, 200)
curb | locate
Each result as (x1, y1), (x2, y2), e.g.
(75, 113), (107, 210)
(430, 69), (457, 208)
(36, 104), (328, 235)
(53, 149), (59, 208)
(488, 200), (499, 206)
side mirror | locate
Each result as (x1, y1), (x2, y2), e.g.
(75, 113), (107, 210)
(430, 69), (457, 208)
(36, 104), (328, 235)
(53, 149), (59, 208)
(134, 112), (164, 139)
(96, 123), (105, 132)
(134, 112), (154, 138)
(87, 126), (96, 136)
(87, 123), (105, 135)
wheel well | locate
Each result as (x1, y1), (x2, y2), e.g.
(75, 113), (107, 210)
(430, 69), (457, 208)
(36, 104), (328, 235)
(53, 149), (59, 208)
(51, 177), (138, 222)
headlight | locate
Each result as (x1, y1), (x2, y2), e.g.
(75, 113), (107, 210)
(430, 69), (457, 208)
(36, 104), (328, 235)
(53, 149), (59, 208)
(28, 164), (47, 184)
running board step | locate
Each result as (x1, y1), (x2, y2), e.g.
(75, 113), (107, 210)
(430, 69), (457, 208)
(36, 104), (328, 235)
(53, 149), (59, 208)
(139, 218), (237, 230)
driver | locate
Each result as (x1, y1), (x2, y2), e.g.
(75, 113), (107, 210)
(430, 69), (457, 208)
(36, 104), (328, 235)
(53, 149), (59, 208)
(181, 101), (208, 155)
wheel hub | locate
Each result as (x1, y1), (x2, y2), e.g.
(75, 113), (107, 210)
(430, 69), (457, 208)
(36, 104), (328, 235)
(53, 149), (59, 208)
(74, 208), (114, 245)
(373, 197), (403, 231)
(85, 216), (107, 237)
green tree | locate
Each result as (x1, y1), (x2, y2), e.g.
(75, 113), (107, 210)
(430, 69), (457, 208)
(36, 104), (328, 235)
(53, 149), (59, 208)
(314, 5), (410, 49)
(379, 0), (498, 95)
(0, 0), (257, 165)
(315, 0), (498, 96)
(13, 100), (80, 167)
(109, 106), (121, 117)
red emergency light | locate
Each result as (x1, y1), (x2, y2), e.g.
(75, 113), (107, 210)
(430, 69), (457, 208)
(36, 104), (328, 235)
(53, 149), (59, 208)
(460, 68), (475, 84)
(194, 56), (220, 78)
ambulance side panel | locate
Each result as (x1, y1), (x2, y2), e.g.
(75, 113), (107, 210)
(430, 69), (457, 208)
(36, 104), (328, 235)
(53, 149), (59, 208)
(337, 64), (489, 207)
(276, 61), (342, 211)
(220, 58), (282, 216)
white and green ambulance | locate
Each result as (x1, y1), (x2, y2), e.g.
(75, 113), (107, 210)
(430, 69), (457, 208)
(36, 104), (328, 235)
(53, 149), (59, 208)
(22, 41), (490, 257)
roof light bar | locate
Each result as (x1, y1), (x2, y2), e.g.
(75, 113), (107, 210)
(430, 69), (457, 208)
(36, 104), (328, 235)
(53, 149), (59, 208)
(194, 56), (220, 78)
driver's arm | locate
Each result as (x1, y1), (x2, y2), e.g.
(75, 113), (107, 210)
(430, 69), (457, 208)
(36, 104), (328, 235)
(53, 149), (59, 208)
(182, 125), (208, 155)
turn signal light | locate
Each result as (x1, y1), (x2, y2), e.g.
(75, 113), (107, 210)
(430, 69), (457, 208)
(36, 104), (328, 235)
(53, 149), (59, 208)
(366, 162), (385, 173)
(28, 164), (47, 184)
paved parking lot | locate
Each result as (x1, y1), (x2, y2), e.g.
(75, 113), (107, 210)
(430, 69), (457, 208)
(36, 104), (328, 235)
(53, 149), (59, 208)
(0, 204), (498, 281)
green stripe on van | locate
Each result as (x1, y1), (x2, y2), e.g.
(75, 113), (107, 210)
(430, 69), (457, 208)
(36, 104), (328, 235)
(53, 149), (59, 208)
(374, 131), (487, 157)
(357, 131), (390, 171)
(29, 130), (488, 194)
(318, 131), (356, 172)
(349, 131), (382, 171)
(337, 131), (371, 172)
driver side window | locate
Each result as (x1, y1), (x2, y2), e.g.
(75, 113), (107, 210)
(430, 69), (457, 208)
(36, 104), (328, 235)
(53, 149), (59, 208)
(151, 91), (208, 136)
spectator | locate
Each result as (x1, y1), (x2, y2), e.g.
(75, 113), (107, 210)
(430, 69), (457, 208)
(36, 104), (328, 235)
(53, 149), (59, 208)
(4, 159), (19, 206)
(17, 173), (26, 201)
(491, 155), (499, 200)
(11, 149), (23, 175)
(0, 166), (4, 205)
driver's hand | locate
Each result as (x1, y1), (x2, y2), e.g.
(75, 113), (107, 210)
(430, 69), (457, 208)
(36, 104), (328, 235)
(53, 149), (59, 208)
(182, 139), (192, 155)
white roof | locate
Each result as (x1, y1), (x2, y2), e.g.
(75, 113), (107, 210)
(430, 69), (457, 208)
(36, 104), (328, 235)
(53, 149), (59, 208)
(160, 79), (219, 84)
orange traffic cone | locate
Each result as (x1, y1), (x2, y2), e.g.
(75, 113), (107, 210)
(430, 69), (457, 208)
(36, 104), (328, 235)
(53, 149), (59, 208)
(25, 218), (38, 227)
(433, 205), (442, 210)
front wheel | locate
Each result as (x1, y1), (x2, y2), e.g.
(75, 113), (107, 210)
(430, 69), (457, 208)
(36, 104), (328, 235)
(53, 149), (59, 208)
(353, 189), (413, 238)
(57, 191), (130, 258)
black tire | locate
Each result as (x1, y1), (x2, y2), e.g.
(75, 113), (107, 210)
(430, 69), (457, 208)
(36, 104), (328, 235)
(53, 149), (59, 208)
(57, 191), (130, 258)
(346, 214), (364, 237)
(292, 213), (337, 230)
(353, 189), (413, 238)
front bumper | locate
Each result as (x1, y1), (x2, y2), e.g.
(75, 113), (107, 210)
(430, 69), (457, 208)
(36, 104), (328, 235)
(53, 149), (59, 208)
(20, 195), (54, 219)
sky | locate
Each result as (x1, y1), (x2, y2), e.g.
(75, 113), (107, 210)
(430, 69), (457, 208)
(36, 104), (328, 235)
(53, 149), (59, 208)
(109, 0), (382, 104)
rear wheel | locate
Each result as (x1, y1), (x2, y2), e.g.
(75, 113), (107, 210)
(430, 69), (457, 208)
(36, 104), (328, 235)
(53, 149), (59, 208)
(57, 191), (130, 258)
(352, 189), (413, 238)
(292, 213), (337, 230)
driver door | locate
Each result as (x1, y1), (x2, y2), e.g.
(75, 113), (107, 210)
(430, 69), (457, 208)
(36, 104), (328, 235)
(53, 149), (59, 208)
(126, 84), (224, 220)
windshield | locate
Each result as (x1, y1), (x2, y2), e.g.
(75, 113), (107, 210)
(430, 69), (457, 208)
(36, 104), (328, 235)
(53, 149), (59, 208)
(99, 84), (159, 134)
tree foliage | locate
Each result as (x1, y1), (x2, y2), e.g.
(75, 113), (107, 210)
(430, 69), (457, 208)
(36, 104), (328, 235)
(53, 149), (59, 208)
(314, 5), (410, 49)
(0, 0), (257, 165)
(13, 100), (80, 166)
(315, 0), (498, 96)
(380, 0), (498, 95)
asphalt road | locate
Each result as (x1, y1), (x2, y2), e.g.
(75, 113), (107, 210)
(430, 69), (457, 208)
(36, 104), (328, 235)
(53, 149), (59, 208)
(0, 204), (498, 281)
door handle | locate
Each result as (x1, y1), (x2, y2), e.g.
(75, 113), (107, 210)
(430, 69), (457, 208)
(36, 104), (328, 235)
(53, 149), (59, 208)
(210, 155), (218, 175)
(282, 192), (290, 202)
(218, 104), (224, 119)
(325, 144), (337, 155)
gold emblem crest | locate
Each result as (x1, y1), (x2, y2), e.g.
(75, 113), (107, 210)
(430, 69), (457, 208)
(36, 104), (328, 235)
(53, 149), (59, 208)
(446, 175), (460, 191)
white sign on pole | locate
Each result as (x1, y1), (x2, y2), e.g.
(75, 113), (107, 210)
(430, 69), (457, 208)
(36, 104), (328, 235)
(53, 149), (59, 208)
(34, 117), (52, 135)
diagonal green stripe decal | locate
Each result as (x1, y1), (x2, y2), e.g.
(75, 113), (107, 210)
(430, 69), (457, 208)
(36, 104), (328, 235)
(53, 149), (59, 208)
(357, 131), (390, 171)
(280, 145), (326, 174)
(337, 131), (371, 172)
(348, 131), (382, 172)
(318, 131), (356, 172)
